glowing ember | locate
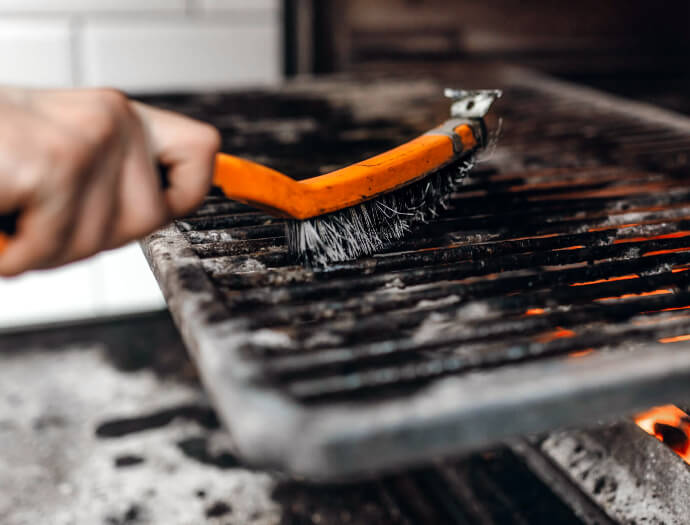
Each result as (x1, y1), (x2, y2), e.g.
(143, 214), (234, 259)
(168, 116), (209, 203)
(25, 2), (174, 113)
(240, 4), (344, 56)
(648, 305), (690, 313)
(614, 230), (690, 244)
(570, 274), (638, 287)
(510, 233), (559, 241)
(554, 245), (585, 251)
(525, 308), (545, 315)
(596, 289), (673, 302)
(644, 247), (690, 257)
(634, 405), (690, 463)
(536, 327), (575, 343)
(659, 334), (690, 344)
(589, 223), (638, 233)
(568, 348), (593, 358)
(634, 314), (690, 327)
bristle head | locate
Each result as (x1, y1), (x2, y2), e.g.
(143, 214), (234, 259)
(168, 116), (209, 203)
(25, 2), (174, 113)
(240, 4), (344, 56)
(287, 157), (476, 266)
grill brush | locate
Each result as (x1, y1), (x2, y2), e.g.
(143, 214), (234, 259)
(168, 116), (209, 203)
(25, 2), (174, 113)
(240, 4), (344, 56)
(214, 88), (501, 265)
(0, 89), (500, 266)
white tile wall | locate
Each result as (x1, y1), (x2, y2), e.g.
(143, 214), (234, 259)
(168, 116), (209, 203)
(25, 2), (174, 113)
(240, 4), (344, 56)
(0, 244), (165, 330)
(0, 1), (186, 12)
(0, 1), (282, 91)
(81, 17), (281, 92)
(0, 1), (282, 327)
(197, 0), (279, 10)
(0, 17), (73, 87)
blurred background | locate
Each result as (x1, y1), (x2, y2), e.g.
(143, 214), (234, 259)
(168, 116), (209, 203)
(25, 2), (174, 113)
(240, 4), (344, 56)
(1, 0), (689, 328)
(0, 0), (283, 328)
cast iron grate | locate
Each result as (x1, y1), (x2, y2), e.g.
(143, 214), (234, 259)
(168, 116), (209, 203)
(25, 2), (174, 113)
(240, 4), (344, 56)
(142, 68), (690, 479)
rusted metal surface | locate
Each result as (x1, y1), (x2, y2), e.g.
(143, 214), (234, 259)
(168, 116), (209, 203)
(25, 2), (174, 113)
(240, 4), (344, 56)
(142, 67), (690, 479)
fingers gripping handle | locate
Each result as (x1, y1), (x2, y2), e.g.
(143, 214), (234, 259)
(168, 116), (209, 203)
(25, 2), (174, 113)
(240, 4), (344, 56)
(0, 165), (169, 255)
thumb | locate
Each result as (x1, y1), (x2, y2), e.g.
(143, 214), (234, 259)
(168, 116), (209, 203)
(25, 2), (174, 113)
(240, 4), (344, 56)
(132, 102), (221, 218)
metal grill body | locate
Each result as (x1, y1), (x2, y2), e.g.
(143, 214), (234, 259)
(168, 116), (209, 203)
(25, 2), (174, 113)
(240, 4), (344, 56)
(142, 68), (690, 480)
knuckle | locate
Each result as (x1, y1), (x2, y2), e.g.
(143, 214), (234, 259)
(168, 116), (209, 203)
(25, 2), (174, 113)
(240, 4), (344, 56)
(186, 122), (222, 156)
(48, 137), (92, 181)
(43, 132), (71, 160)
(89, 107), (120, 147)
(85, 89), (131, 146)
(95, 88), (129, 113)
(44, 132), (88, 168)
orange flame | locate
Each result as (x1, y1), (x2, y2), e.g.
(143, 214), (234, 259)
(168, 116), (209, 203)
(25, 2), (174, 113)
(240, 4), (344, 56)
(659, 334), (690, 344)
(634, 405), (690, 463)
(525, 308), (545, 316)
(510, 233), (560, 242)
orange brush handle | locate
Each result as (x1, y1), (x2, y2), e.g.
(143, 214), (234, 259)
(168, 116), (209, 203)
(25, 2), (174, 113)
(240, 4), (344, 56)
(213, 120), (479, 220)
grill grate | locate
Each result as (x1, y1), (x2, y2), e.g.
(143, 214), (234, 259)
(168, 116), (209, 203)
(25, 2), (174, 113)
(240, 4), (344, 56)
(142, 68), (690, 479)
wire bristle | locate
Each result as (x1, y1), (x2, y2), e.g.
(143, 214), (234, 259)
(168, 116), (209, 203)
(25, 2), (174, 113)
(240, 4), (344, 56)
(286, 156), (476, 266)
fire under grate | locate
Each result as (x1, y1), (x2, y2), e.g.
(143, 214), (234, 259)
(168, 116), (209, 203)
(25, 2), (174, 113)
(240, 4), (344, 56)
(142, 68), (690, 480)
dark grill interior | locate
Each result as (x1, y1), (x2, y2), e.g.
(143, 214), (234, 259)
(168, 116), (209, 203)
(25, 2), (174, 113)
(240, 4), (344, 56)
(141, 68), (690, 478)
(284, 446), (587, 525)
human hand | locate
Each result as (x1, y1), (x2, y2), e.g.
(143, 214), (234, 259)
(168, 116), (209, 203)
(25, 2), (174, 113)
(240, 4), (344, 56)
(0, 87), (220, 276)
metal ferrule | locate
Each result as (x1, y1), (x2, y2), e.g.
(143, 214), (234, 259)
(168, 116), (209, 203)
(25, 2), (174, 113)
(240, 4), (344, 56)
(425, 118), (486, 154)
